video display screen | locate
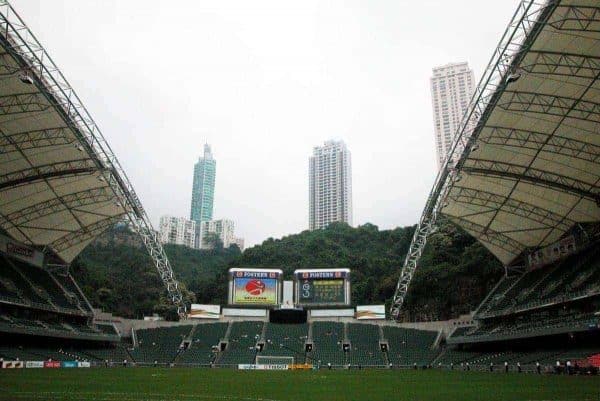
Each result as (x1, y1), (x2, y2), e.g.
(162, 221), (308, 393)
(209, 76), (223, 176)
(231, 270), (280, 305)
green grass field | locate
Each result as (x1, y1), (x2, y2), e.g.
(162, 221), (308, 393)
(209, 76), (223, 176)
(0, 368), (598, 401)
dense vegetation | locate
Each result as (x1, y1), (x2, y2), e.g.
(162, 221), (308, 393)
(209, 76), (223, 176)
(233, 222), (503, 321)
(72, 221), (503, 321)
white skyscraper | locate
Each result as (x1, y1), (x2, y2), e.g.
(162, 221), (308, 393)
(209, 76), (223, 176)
(159, 216), (196, 248)
(430, 62), (476, 169)
(231, 237), (245, 251)
(198, 219), (236, 249)
(309, 140), (353, 230)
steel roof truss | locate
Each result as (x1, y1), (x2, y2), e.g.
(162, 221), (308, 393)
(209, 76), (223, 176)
(549, 5), (600, 32)
(447, 215), (525, 255)
(498, 91), (600, 123)
(521, 51), (600, 79)
(0, 126), (73, 151)
(479, 126), (600, 163)
(447, 186), (574, 231)
(0, 159), (98, 190)
(6, 186), (113, 226)
(463, 158), (600, 202)
(0, 51), (20, 76)
(50, 215), (122, 252)
(0, 92), (49, 115)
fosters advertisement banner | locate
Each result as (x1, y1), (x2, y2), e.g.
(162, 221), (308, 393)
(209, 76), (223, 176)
(189, 304), (221, 319)
(355, 305), (386, 320)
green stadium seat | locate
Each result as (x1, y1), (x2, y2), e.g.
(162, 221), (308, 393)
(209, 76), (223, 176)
(311, 321), (345, 366)
(177, 322), (228, 365)
(259, 322), (308, 364)
(383, 326), (439, 366)
(347, 323), (385, 366)
(130, 325), (193, 364)
(216, 321), (263, 366)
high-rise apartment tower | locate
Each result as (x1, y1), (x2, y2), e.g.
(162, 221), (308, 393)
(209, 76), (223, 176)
(309, 140), (353, 230)
(430, 62), (476, 169)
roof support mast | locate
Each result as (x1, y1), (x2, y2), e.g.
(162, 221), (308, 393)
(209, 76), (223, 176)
(0, 1), (185, 312)
(390, 0), (557, 320)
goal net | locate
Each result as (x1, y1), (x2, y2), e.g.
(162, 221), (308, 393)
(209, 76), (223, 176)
(256, 355), (294, 365)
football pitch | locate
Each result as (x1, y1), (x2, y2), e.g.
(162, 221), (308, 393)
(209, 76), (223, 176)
(0, 368), (598, 401)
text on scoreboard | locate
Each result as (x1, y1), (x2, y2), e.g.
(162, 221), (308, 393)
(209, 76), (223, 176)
(294, 269), (350, 306)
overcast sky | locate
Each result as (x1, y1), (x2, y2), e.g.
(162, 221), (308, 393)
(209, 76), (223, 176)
(17, 0), (517, 247)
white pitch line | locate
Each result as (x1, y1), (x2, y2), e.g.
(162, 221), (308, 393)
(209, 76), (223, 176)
(6, 391), (285, 401)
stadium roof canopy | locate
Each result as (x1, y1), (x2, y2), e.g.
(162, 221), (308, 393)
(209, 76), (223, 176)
(443, 0), (600, 265)
(392, 0), (600, 317)
(0, 2), (184, 309)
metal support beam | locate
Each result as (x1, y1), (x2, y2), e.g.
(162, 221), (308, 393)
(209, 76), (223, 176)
(462, 158), (600, 202)
(478, 126), (600, 163)
(498, 91), (600, 123)
(0, 159), (98, 190)
(390, 215), (437, 319)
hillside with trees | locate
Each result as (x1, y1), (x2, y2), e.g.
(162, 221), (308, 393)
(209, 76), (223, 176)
(232, 222), (503, 321)
(71, 222), (503, 321)
(71, 225), (240, 319)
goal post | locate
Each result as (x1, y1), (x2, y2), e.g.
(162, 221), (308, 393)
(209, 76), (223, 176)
(256, 355), (294, 365)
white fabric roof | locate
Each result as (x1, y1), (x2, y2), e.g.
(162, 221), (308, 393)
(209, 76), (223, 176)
(0, 30), (126, 263)
(440, 0), (600, 265)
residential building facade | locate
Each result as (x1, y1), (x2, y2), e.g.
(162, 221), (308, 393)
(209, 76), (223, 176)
(309, 140), (353, 230)
(198, 219), (236, 249)
(231, 237), (245, 251)
(158, 216), (196, 248)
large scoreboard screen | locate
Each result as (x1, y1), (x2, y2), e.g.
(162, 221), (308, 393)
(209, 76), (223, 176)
(300, 279), (345, 304)
(228, 268), (283, 305)
(294, 269), (350, 306)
